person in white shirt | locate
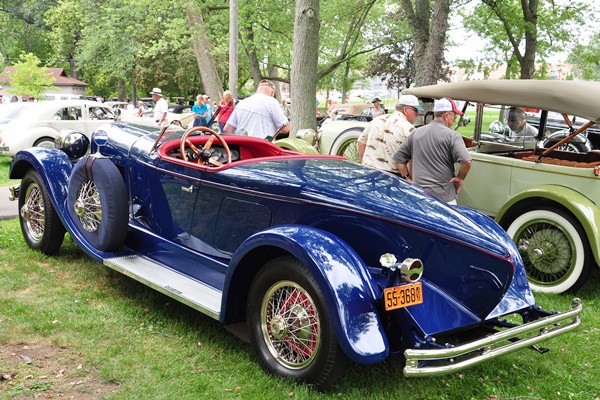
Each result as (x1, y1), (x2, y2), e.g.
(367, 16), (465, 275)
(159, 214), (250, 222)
(224, 79), (290, 140)
(150, 87), (169, 126)
(371, 97), (386, 118)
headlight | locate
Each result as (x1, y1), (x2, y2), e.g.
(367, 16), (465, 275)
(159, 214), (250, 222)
(55, 129), (90, 161)
(294, 128), (316, 146)
(379, 253), (424, 283)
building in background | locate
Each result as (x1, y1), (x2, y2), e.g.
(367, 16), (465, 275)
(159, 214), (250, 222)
(0, 67), (88, 101)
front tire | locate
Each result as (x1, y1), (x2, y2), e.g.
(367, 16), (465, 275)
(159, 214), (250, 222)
(247, 256), (346, 390)
(506, 207), (591, 293)
(18, 169), (65, 254)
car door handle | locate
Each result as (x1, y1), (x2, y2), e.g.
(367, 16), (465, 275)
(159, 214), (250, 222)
(181, 185), (194, 193)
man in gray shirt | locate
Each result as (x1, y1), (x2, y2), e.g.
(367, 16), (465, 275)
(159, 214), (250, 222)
(393, 97), (472, 205)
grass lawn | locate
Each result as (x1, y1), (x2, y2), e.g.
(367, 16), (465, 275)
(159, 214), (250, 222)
(0, 156), (16, 187)
(1, 217), (599, 399)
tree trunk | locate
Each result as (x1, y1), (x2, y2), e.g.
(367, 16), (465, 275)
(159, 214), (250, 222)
(117, 78), (125, 101)
(520, 0), (538, 79)
(269, 65), (282, 100)
(341, 61), (350, 103)
(241, 25), (264, 89)
(401, 0), (450, 87)
(186, 3), (223, 100)
(229, 0), (238, 98)
(290, 0), (320, 135)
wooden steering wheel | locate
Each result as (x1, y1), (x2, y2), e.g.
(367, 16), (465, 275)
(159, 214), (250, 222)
(180, 126), (232, 167)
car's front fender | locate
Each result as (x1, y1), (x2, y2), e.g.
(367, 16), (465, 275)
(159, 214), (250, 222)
(496, 185), (600, 267)
(10, 148), (73, 214)
(222, 225), (389, 364)
(274, 137), (319, 154)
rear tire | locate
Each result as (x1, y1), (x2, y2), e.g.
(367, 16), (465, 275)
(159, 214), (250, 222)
(247, 256), (346, 390)
(18, 169), (65, 254)
(506, 207), (591, 293)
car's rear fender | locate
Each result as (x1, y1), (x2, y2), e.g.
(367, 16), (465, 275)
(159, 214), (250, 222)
(496, 185), (600, 267)
(222, 225), (389, 364)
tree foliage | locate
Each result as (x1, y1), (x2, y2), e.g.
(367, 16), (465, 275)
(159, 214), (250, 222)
(462, 0), (588, 79)
(5, 53), (57, 99)
(365, 8), (415, 93)
(568, 33), (600, 81)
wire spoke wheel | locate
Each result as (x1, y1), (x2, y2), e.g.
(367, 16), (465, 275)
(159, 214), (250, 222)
(337, 139), (359, 162)
(74, 180), (102, 232)
(261, 281), (321, 369)
(20, 182), (45, 241)
(515, 220), (574, 286)
(507, 207), (590, 293)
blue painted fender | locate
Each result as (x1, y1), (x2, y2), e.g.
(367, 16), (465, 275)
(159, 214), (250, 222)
(223, 225), (389, 364)
(10, 148), (73, 216)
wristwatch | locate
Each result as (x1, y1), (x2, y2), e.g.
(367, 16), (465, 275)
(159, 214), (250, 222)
(400, 174), (409, 180)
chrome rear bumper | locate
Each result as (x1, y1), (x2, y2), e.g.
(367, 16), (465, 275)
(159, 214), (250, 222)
(404, 298), (582, 377)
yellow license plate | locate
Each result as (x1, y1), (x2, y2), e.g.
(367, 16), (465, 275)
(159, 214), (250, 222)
(384, 282), (423, 311)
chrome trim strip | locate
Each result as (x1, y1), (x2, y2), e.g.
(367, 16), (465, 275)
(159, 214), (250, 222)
(404, 298), (582, 377)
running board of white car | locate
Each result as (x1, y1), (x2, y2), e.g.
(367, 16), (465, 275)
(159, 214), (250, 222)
(103, 254), (222, 319)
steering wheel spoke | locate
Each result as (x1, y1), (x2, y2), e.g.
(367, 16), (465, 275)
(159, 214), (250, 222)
(203, 136), (216, 151)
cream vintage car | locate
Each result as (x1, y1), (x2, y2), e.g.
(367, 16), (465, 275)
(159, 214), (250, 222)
(276, 103), (375, 161)
(405, 80), (600, 294)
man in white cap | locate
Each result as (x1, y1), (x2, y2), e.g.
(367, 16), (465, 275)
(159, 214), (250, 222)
(393, 97), (472, 205)
(358, 94), (423, 174)
(150, 87), (169, 127)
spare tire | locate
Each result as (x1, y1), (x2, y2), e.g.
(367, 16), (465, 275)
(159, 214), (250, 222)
(67, 156), (128, 252)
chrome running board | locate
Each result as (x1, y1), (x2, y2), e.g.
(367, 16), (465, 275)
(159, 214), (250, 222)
(404, 298), (583, 376)
(104, 255), (222, 319)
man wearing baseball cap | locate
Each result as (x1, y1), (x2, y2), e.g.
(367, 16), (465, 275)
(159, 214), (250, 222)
(393, 97), (471, 205)
(150, 87), (169, 127)
(358, 94), (423, 174)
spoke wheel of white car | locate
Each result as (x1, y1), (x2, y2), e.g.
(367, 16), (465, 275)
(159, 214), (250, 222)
(247, 256), (345, 390)
(330, 130), (361, 162)
(18, 169), (65, 254)
(67, 156), (128, 252)
(33, 137), (55, 149)
(507, 207), (591, 293)
(544, 140), (587, 153)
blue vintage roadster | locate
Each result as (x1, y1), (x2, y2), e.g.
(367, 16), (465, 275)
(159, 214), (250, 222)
(9, 123), (581, 389)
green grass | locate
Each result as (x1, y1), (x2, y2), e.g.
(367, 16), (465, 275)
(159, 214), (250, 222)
(1, 217), (600, 399)
(456, 110), (500, 137)
(0, 156), (16, 187)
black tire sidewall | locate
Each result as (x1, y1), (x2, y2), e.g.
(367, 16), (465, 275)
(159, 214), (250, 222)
(18, 170), (65, 254)
(67, 157), (128, 252)
(247, 256), (340, 387)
